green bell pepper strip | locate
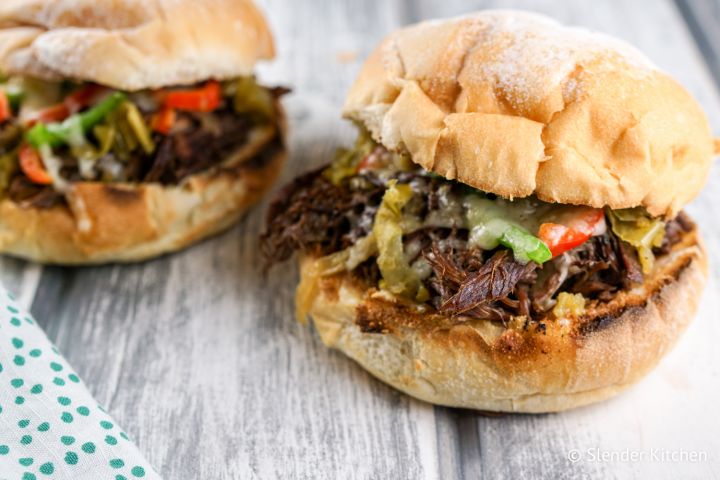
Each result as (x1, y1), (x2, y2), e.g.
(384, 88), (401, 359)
(464, 195), (552, 264)
(499, 224), (552, 264)
(2, 85), (23, 111)
(26, 92), (127, 149)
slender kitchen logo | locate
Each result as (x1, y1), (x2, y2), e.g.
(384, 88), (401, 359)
(567, 448), (708, 464)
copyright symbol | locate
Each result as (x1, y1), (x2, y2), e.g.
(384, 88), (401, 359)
(568, 449), (582, 463)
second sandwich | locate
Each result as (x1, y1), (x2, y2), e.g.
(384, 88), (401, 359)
(0, 0), (286, 263)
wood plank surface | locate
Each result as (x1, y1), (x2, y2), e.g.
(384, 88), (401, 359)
(14, 0), (720, 478)
(676, 0), (720, 88)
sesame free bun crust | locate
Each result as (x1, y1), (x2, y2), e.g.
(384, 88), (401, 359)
(0, 0), (275, 90)
(0, 119), (286, 264)
(297, 227), (706, 413)
(343, 11), (716, 217)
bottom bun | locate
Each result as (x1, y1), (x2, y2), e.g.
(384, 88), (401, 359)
(298, 227), (706, 413)
(0, 131), (285, 264)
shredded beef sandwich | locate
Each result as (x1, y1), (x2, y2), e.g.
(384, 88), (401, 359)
(0, 0), (286, 263)
(263, 134), (693, 323)
(262, 11), (714, 413)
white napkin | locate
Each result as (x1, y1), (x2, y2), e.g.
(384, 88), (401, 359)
(0, 285), (161, 480)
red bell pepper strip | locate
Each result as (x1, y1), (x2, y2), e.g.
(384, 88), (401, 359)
(151, 107), (176, 135)
(26, 104), (70, 126)
(538, 208), (605, 257)
(356, 147), (387, 173)
(162, 81), (221, 112)
(19, 144), (52, 185)
(26, 92), (127, 149)
(64, 84), (108, 114)
(538, 223), (589, 257)
(0, 90), (11, 122)
(26, 84), (108, 126)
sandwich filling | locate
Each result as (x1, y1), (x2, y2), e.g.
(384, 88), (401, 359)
(0, 75), (286, 208)
(262, 131), (694, 322)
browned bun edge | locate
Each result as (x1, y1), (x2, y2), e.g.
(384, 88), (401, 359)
(298, 226), (706, 412)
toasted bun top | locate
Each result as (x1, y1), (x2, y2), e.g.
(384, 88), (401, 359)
(0, 0), (275, 90)
(343, 11), (716, 217)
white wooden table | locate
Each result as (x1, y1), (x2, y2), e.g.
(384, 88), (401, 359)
(3, 1), (719, 478)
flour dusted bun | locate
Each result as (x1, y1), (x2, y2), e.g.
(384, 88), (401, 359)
(343, 11), (716, 217)
(0, 0), (275, 90)
(298, 225), (706, 413)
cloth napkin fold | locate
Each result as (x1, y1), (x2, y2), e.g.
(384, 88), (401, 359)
(0, 285), (161, 480)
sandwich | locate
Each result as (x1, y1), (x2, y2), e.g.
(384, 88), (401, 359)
(0, 0), (286, 263)
(261, 11), (715, 412)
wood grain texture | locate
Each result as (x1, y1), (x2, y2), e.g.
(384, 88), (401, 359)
(16, 0), (720, 479)
(675, 0), (720, 88)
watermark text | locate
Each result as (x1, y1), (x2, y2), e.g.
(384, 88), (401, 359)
(567, 448), (708, 464)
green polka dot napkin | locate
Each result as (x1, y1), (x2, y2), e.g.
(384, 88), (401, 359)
(0, 287), (160, 479)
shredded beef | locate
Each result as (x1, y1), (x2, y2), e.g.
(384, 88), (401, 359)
(3, 87), (288, 208)
(425, 248), (536, 321)
(7, 176), (64, 208)
(655, 211), (693, 255)
(531, 232), (642, 311)
(617, 240), (644, 284)
(260, 169), (385, 263)
(142, 107), (253, 183)
(260, 167), (693, 322)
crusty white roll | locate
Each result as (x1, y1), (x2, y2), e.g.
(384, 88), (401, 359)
(295, 11), (715, 412)
(343, 11), (716, 218)
(0, 0), (285, 264)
